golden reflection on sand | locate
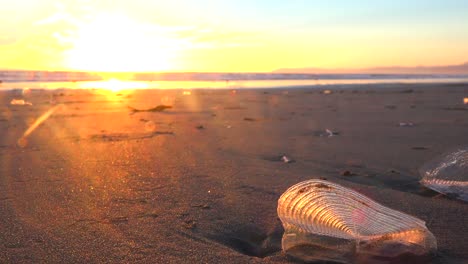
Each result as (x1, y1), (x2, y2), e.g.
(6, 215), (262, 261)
(79, 79), (149, 92)
(18, 104), (64, 147)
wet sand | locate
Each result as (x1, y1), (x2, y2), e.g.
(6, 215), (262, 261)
(0, 83), (467, 263)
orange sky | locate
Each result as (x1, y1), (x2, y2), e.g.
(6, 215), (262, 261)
(1, 0), (467, 72)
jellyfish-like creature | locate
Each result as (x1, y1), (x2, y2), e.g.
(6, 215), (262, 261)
(419, 146), (468, 202)
(277, 180), (437, 263)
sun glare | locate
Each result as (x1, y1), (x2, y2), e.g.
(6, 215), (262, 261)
(66, 13), (176, 72)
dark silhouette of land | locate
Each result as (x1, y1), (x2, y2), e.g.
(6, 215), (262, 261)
(275, 62), (468, 75)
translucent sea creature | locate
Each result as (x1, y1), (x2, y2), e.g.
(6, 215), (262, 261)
(419, 146), (468, 202)
(10, 99), (32, 106)
(277, 180), (437, 263)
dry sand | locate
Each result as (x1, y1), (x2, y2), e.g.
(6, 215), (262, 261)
(0, 83), (467, 263)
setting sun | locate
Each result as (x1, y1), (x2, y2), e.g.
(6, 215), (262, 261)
(65, 13), (178, 72)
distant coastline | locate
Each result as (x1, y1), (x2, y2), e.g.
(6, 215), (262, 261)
(275, 62), (468, 75)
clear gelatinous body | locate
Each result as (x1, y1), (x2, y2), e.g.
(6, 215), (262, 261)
(419, 147), (468, 202)
(277, 180), (437, 263)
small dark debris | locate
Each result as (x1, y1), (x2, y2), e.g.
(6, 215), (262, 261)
(191, 204), (210, 209)
(244, 117), (257, 122)
(183, 219), (197, 229)
(412, 146), (429, 150)
(319, 177), (327, 180)
(128, 105), (172, 113)
(196, 125), (205, 130)
(442, 107), (467, 111)
(224, 106), (246, 110)
(388, 169), (400, 174)
(400, 89), (414, 93)
(341, 170), (357, 177)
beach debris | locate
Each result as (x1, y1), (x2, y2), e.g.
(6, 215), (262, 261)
(243, 117), (257, 122)
(263, 154), (295, 163)
(90, 131), (173, 142)
(191, 204), (210, 209)
(399, 122), (415, 127)
(196, 125), (205, 130)
(278, 179), (437, 263)
(313, 129), (340, 137)
(17, 104), (64, 148)
(128, 105), (172, 113)
(464, 98), (468, 105)
(419, 146), (468, 202)
(10, 99), (32, 106)
(183, 219), (197, 229)
(322, 90), (332, 95)
(281, 155), (294, 163)
(340, 170), (357, 177)
(412, 146), (429, 150)
(224, 105), (246, 110)
(401, 89), (414, 93)
(325, 129), (339, 137)
(145, 121), (157, 132)
(136, 212), (159, 219)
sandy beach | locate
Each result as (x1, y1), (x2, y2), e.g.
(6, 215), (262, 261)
(0, 83), (467, 263)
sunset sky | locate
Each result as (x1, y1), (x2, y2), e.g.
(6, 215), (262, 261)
(1, 0), (468, 72)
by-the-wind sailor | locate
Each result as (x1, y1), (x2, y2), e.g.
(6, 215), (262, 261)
(419, 146), (468, 201)
(277, 180), (437, 263)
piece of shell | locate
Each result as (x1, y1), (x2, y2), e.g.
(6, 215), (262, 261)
(419, 146), (468, 201)
(277, 180), (437, 263)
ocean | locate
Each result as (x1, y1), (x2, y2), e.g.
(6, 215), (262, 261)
(1, 71), (468, 90)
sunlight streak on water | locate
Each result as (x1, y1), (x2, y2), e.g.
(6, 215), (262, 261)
(1, 78), (468, 91)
